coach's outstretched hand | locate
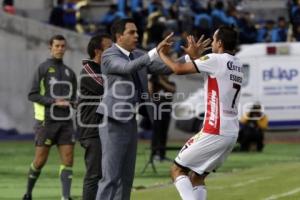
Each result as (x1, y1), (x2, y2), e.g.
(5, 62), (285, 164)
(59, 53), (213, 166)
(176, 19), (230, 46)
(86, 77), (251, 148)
(157, 32), (174, 54)
(181, 34), (211, 59)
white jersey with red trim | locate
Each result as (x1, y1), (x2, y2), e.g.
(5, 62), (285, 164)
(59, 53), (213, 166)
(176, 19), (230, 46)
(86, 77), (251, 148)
(194, 53), (243, 137)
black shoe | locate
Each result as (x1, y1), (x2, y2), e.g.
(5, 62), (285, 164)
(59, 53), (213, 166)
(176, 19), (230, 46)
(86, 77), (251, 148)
(22, 194), (32, 200)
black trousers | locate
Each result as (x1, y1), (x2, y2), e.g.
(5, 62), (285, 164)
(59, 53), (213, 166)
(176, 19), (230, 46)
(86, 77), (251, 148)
(151, 113), (172, 159)
(238, 126), (264, 152)
(80, 137), (102, 200)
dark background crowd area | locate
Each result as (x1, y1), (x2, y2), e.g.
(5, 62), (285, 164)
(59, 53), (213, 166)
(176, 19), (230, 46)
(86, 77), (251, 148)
(4, 0), (300, 56)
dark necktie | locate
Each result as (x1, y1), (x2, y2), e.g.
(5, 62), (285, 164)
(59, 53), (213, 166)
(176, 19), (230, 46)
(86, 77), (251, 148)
(129, 53), (142, 102)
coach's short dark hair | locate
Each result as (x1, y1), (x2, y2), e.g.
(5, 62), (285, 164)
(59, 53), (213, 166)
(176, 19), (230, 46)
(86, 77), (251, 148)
(110, 18), (136, 42)
(216, 26), (239, 52)
(49, 35), (66, 46)
(87, 34), (111, 59)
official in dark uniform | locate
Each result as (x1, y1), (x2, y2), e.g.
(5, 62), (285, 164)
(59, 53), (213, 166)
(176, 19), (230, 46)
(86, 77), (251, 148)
(23, 35), (77, 200)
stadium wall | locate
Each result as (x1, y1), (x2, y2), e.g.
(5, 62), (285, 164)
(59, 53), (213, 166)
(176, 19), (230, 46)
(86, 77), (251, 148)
(0, 11), (89, 133)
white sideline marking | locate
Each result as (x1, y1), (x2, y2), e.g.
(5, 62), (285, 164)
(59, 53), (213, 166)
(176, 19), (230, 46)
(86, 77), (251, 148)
(210, 177), (271, 190)
(232, 177), (271, 187)
(263, 188), (300, 200)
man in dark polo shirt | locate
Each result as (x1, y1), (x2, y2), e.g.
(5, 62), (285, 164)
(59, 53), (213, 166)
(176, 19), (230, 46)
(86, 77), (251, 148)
(77, 34), (112, 200)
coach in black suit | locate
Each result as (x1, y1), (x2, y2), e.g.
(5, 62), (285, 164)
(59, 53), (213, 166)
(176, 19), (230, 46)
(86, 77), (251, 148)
(96, 18), (174, 200)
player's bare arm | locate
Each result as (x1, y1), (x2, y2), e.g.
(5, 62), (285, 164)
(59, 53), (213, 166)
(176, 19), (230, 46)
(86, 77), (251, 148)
(159, 51), (196, 75)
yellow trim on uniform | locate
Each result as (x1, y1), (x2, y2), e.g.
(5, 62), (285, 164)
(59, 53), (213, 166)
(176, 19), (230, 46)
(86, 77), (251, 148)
(59, 165), (73, 175)
(34, 78), (46, 121)
(30, 162), (40, 172)
(48, 67), (56, 73)
(34, 103), (45, 121)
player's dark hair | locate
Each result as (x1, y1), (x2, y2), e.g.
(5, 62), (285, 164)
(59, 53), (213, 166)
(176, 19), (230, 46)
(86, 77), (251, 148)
(87, 34), (111, 59)
(49, 35), (66, 46)
(216, 26), (239, 52)
(110, 18), (136, 42)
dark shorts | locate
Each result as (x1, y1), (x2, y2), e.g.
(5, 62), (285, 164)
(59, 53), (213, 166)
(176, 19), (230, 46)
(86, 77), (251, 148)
(34, 120), (76, 146)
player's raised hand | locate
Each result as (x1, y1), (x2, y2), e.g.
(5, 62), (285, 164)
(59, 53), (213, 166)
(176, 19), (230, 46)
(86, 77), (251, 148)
(196, 35), (212, 54)
(181, 34), (211, 59)
(181, 35), (197, 59)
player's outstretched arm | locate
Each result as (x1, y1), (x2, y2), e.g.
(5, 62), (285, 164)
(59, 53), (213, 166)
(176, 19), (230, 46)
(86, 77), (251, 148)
(159, 50), (197, 75)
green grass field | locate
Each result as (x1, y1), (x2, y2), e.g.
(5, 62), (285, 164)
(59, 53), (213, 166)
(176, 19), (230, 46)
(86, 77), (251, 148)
(0, 140), (300, 200)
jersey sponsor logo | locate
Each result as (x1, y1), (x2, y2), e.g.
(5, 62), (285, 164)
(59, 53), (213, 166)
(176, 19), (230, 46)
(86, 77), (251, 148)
(208, 90), (218, 126)
(230, 74), (243, 83)
(203, 77), (220, 134)
(49, 77), (57, 85)
(227, 61), (242, 72)
(223, 109), (237, 115)
(48, 67), (56, 73)
(199, 55), (209, 61)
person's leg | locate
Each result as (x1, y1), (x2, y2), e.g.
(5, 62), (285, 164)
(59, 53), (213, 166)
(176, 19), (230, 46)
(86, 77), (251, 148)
(23, 120), (52, 200)
(158, 114), (171, 159)
(240, 132), (250, 152)
(96, 119), (129, 200)
(256, 130), (264, 152)
(173, 133), (237, 200)
(120, 119), (138, 200)
(151, 119), (160, 158)
(171, 163), (196, 200)
(189, 135), (237, 200)
(56, 121), (76, 199)
(81, 138), (102, 200)
(190, 172), (208, 200)
(171, 132), (225, 200)
(58, 144), (74, 200)
(24, 146), (50, 198)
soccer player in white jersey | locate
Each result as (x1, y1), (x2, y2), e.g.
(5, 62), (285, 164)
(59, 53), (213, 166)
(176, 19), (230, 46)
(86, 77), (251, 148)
(158, 26), (242, 200)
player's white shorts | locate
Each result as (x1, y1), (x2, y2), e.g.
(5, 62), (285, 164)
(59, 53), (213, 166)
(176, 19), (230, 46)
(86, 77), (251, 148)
(175, 132), (237, 175)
